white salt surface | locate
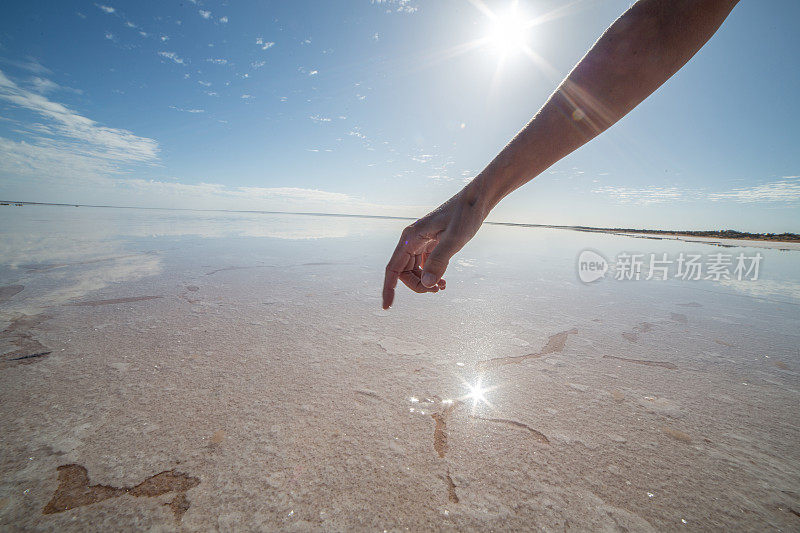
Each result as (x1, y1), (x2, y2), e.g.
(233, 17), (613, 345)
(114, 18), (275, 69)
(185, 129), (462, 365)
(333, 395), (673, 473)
(0, 206), (798, 530)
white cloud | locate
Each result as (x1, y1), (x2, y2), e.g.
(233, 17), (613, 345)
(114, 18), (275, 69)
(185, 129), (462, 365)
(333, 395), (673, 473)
(219, 16), (228, 23)
(251, 60), (266, 69)
(0, 136), (119, 184)
(592, 186), (685, 205)
(0, 57), (51, 75)
(308, 70), (318, 76)
(104, 32), (115, 40)
(256, 37), (275, 50)
(157, 51), (185, 65)
(199, 10), (211, 19)
(96, 4), (115, 14)
(593, 177), (800, 206)
(309, 115), (332, 123)
(169, 106), (205, 114)
(105, 180), (418, 216)
(0, 69), (159, 187)
(30, 76), (60, 94)
(206, 58), (228, 65)
(27, 76), (82, 95)
(160, 35), (169, 42)
(707, 177), (800, 204)
(371, 0), (419, 14)
(241, 94), (253, 99)
(125, 21), (136, 28)
(0, 72), (423, 217)
(198, 80), (211, 87)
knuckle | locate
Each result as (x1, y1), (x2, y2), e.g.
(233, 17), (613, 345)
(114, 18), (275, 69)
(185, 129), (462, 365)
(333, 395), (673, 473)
(426, 256), (449, 269)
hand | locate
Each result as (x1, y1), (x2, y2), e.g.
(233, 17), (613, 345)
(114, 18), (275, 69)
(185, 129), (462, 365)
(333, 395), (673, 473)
(382, 188), (488, 309)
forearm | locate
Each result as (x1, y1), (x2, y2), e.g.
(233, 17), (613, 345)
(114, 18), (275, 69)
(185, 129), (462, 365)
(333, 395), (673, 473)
(465, 0), (739, 213)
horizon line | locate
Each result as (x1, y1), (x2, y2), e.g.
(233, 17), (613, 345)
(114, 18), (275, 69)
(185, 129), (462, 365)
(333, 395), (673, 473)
(1, 199), (797, 241)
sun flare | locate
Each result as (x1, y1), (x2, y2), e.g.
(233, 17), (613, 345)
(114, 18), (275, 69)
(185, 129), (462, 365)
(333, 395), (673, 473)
(466, 378), (490, 407)
(485, 3), (530, 57)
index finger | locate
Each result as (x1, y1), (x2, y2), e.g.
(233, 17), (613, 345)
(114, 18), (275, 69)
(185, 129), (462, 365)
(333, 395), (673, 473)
(382, 233), (414, 309)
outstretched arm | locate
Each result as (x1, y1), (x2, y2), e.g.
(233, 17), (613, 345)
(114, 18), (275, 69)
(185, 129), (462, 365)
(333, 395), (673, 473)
(382, 0), (739, 309)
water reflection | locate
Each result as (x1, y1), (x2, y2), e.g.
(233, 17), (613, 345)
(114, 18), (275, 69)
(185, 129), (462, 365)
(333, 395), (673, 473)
(0, 206), (380, 318)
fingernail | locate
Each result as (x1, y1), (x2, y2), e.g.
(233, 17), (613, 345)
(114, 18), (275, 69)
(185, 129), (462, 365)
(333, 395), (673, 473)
(421, 272), (437, 288)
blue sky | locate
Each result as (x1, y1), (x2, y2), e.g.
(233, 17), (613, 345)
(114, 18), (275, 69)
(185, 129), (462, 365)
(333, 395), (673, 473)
(0, 0), (798, 232)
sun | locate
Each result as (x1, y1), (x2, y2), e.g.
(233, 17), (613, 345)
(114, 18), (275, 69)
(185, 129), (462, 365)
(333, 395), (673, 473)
(485, 3), (530, 57)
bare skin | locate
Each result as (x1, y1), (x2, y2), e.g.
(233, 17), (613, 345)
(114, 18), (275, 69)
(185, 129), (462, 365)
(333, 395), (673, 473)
(382, 0), (740, 309)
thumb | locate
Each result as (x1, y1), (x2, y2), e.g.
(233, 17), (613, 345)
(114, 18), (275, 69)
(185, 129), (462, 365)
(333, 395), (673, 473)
(421, 236), (458, 288)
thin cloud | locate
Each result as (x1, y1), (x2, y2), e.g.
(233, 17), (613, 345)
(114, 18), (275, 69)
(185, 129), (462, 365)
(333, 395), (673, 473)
(592, 186), (685, 205)
(371, 0), (419, 14)
(707, 176), (800, 204)
(206, 58), (228, 65)
(0, 57), (51, 75)
(256, 37), (275, 50)
(199, 10), (211, 19)
(27, 76), (82, 95)
(169, 106), (205, 114)
(594, 177), (800, 206)
(96, 4), (115, 14)
(219, 16), (228, 23)
(110, 180), (420, 217)
(157, 51), (185, 65)
(0, 68), (159, 185)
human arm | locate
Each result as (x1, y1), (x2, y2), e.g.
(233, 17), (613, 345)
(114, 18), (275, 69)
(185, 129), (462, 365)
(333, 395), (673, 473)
(382, 0), (739, 309)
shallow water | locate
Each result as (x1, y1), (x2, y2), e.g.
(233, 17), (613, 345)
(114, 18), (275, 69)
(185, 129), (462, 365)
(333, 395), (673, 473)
(1, 205), (798, 530)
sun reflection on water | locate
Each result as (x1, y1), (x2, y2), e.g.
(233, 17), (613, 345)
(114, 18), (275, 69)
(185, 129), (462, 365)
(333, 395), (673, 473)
(458, 376), (497, 412)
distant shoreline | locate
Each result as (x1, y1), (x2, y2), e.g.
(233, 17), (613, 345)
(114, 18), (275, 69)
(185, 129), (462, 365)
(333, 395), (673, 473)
(1, 199), (798, 244)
